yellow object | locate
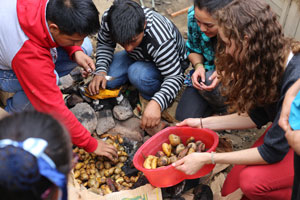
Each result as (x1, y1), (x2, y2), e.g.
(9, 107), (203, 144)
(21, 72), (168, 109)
(84, 87), (121, 100)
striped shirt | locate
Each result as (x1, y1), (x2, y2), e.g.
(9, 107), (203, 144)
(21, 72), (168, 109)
(95, 7), (187, 111)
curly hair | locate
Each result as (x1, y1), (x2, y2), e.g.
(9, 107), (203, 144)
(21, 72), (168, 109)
(215, 0), (293, 113)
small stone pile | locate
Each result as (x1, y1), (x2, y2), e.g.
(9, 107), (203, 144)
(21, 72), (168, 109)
(59, 69), (146, 143)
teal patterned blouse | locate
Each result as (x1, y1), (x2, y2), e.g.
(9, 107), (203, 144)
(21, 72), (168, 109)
(186, 6), (216, 71)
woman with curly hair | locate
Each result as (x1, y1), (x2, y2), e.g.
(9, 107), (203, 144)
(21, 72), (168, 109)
(173, 0), (300, 199)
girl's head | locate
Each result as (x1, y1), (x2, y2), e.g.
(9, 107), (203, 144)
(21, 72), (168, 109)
(0, 111), (72, 200)
(193, 0), (233, 38)
(215, 0), (291, 113)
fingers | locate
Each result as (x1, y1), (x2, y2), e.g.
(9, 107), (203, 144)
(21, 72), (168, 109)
(209, 71), (217, 81)
(176, 120), (187, 127)
(191, 74), (202, 90)
(172, 158), (185, 167)
(200, 71), (206, 83)
(88, 76), (106, 95)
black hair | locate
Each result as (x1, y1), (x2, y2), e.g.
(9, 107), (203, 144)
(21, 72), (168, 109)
(107, 0), (145, 45)
(194, 0), (233, 15)
(46, 0), (100, 35)
(0, 111), (72, 200)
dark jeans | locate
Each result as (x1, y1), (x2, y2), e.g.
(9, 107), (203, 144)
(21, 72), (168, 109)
(176, 70), (227, 121)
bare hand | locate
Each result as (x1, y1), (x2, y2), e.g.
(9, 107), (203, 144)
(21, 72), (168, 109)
(279, 79), (300, 131)
(172, 152), (210, 175)
(73, 51), (95, 73)
(285, 127), (300, 155)
(141, 100), (161, 129)
(199, 71), (220, 91)
(93, 139), (118, 161)
(191, 66), (206, 90)
(176, 118), (201, 128)
(88, 72), (107, 95)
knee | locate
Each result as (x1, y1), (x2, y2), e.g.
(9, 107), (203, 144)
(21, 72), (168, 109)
(81, 37), (93, 56)
(239, 168), (264, 199)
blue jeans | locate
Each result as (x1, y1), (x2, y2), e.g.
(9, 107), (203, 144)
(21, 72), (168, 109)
(106, 51), (163, 100)
(0, 37), (93, 113)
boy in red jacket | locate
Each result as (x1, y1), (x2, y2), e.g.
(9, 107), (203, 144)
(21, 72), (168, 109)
(0, 0), (117, 159)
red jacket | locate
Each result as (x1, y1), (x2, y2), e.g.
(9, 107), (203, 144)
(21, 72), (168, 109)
(1, 0), (97, 152)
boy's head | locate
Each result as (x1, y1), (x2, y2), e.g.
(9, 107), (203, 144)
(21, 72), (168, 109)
(107, 0), (145, 52)
(46, 0), (100, 46)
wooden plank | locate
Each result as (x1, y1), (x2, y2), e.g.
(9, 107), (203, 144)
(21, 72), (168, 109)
(283, 1), (300, 37)
(294, 21), (300, 41)
(279, 0), (292, 25)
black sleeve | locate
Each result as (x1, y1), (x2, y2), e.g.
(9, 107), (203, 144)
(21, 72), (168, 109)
(248, 107), (270, 129)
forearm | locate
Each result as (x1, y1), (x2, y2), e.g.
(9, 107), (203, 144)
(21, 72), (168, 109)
(188, 53), (204, 67)
(202, 113), (257, 130)
(286, 78), (300, 98)
(212, 148), (267, 165)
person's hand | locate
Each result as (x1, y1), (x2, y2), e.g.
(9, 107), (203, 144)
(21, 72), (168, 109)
(141, 100), (161, 129)
(285, 127), (300, 155)
(88, 72), (107, 95)
(172, 152), (210, 175)
(191, 65), (206, 90)
(199, 71), (220, 91)
(73, 51), (95, 74)
(176, 118), (201, 128)
(279, 92), (296, 132)
(279, 79), (300, 131)
(93, 139), (118, 161)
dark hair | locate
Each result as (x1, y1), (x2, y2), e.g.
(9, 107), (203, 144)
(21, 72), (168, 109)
(0, 111), (72, 200)
(46, 0), (100, 35)
(194, 0), (233, 15)
(214, 0), (300, 113)
(107, 0), (145, 45)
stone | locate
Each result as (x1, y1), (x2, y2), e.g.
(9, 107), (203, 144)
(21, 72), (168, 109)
(70, 103), (97, 134)
(112, 98), (133, 121)
(59, 74), (74, 90)
(95, 109), (115, 136)
(65, 94), (84, 108)
(144, 120), (168, 136)
(107, 117), (144, 142)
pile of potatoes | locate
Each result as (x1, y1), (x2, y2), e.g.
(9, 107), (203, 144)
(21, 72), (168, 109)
(72, 134), (141, 195)
(143, 134), (206, 169)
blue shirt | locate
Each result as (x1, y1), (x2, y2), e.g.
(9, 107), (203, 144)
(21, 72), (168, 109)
(289, 90), (300, 130)
(186, 6), (216, 71)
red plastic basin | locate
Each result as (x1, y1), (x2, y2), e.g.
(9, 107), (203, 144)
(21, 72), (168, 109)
(133, 126), (219, 188)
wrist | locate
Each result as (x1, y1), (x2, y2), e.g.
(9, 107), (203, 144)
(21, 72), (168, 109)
(193, 63), (204, 71)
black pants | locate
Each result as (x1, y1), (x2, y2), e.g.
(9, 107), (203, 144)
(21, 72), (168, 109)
(176, 70), (227, 121)
(292, 152), (300, 200)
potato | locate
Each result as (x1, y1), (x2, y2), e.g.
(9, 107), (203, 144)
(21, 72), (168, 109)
(157, 156), (168, 167)
(187, 142), (197, 150)
(169, 134), (181, 146)
(151, 156), (158, 169)
(186, 136), (195, 144)
(75, 162), (84, 170)
(162, 143), (172, 157)
(143, 155), (154, 169)
(177, 147), (189, 160)
(87, 178), (99, 188)
(155, 150), (165, 157)
(74, 170), (80, 179)
(169, 155), (178, 163)
(188, 147), (195, 155)
(175, 144), (185, 155)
